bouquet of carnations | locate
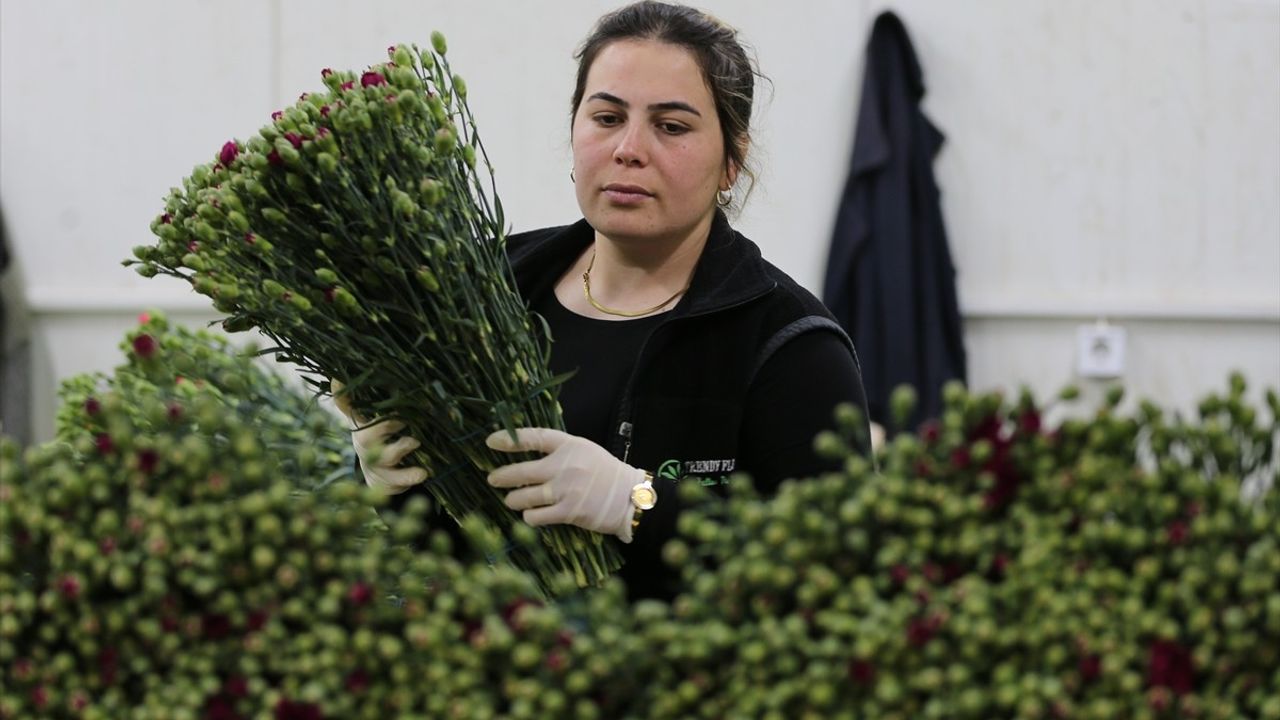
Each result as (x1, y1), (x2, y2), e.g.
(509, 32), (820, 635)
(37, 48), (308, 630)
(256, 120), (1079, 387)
(125, 35), (620, 591)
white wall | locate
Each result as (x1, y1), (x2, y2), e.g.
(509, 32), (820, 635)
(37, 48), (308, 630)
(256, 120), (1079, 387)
(2, 0), (1278, 442)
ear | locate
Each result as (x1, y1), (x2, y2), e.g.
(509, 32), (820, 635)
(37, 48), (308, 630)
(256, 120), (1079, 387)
(722, 136), (749, 190)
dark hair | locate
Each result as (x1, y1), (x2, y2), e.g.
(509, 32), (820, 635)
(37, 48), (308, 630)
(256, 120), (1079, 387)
(571, 1), (765, 211)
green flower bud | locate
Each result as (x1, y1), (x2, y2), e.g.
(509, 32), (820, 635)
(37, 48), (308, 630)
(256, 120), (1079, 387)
(431, 31), (448, 55)
(416, 267), (440, 293)
(420, 178), (443, 205)
(463, 144), (477, 168)
(434, 127), (456, 155)
(194, 221), (218, 243)
(316, 152), (338, 173)
(315, 268), (338, 285)
(452, 74), (468, 99)
(182, 253), (206, 272)
(227, 211), (250, 233)
(289, 294), (313, 312)
(261, 208), (288, 226)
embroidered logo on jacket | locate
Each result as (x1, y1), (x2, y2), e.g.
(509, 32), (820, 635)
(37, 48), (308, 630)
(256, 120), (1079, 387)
(656, 458), (736, 486)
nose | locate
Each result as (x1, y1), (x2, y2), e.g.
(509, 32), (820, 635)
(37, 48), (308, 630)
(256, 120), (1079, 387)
(613, 124), (647, 167)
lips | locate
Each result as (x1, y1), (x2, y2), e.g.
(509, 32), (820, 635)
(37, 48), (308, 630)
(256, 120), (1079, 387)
(602, 183), (654, 206)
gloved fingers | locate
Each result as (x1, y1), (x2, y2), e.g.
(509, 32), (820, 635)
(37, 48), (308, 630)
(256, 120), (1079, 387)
(485, 427), (572, 455)
(370, 465), (430, 492)
(375, 434), (422, 467)
(487, 455), (557, 489)
(330, 380), (366, 425)
(354, 418), (407, 440)
(501, 482), (558, 512)
(521, 503), (571, 528)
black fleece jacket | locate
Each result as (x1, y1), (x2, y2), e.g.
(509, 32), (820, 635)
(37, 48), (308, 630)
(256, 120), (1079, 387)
(507, 211), (870, 600)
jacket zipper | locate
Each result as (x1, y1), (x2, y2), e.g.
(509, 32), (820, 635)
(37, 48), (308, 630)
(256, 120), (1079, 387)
(609, 284), (777, 462)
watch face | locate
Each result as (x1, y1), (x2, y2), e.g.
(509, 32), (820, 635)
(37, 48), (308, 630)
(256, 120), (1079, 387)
(632, 485), (657, 510)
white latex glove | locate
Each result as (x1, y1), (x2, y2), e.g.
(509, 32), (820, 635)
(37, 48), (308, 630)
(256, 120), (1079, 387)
(331, 380), (429, 495)
(485, 428), (644, 543)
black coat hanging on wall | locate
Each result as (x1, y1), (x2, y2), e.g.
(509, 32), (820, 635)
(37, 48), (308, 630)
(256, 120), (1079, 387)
(822, 10), (966, 431)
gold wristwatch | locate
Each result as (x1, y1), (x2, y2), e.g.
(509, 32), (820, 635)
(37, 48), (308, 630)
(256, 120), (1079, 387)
(631, 471), (657, 530)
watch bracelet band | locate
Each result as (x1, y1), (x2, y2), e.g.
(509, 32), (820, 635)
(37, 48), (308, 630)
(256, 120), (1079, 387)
(632, 470), (655, 530)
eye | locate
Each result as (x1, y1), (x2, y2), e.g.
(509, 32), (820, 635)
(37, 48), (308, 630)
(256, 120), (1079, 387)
(593, 113), (623, 127)
(657, 122), (689, 135)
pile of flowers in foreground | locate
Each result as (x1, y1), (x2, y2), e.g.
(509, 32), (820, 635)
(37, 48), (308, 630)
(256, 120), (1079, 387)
(124, 34), (617, 590)
(2, 320), (1277, 718)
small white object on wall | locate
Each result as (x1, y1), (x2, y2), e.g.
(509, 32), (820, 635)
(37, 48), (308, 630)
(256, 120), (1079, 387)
(1077, 321), (1127, 379)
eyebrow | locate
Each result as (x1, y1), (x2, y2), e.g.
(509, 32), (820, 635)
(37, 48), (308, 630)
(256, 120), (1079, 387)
(587, 91), (702, 117)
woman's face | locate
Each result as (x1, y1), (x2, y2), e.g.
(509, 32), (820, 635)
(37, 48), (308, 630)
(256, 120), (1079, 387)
(571, 39), (734, 246)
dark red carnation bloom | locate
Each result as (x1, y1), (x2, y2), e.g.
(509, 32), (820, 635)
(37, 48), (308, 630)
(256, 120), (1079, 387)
(160, 213), (172, 224)
(95, 433), (114, 454)
(58, 575), (81, 599)
(246, 610), (269, 632)
(224, 675), (249, 698)
(187, 240), (200, 253)
(545, 649), (568, 673)
(132, 333), (158, 359)
(1166, 520), (1189, 545)
(321, 68), (333, 78)
(907, 615), (942, 648)
(98, 646), (119, 685)
(340, 80), (354, 91)
(890, 564), (911, 585)
(267, 149), (283, 167)
(274, 698), (323, 720)
(323, 287), (337, 303)
(202, 613), (232, 639)
(167, 402), (183, 421)
(71, 692), (89, 711)
(1079, 653), (1101, 683)
(555, 629), (575, 648)
(203, 695), (240, 720)
(100, 536), (117, 555)
(918, 419), (941, 444)
(848, 659), (876, 685)
(271, 110), (283, 121)
(219, 141), (238, 166)
(1017, 409), (1042, 435)
(346, 582), (373, 606)
(942, 563), (964, 584)
(84, 397), (101, 416)
(283, 132), (304, 149)
(502, 598), (542, 630)
(1147, 640), (1195, 695)
(950, 447), (971, 469)
(344, 669), (370, 693)
(360, 71), (386, 87)
(320, 105), (331, 117)
(30, 686), (48, 709)
(138, 449), (159, 474)
(989, 553), (1010, 579)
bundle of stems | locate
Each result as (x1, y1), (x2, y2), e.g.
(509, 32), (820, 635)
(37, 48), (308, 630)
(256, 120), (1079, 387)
(126, 35), (621, 592)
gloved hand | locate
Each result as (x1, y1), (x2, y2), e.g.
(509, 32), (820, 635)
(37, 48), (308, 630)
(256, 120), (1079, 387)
(485, 428), (644, 543)
(331, 380), (429, 495)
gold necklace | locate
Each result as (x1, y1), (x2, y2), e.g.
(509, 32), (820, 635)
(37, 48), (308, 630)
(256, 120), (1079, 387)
(582, 250), (688, 318)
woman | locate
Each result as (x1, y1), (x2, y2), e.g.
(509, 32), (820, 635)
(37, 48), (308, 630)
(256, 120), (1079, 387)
(346, 1), (869, 601)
